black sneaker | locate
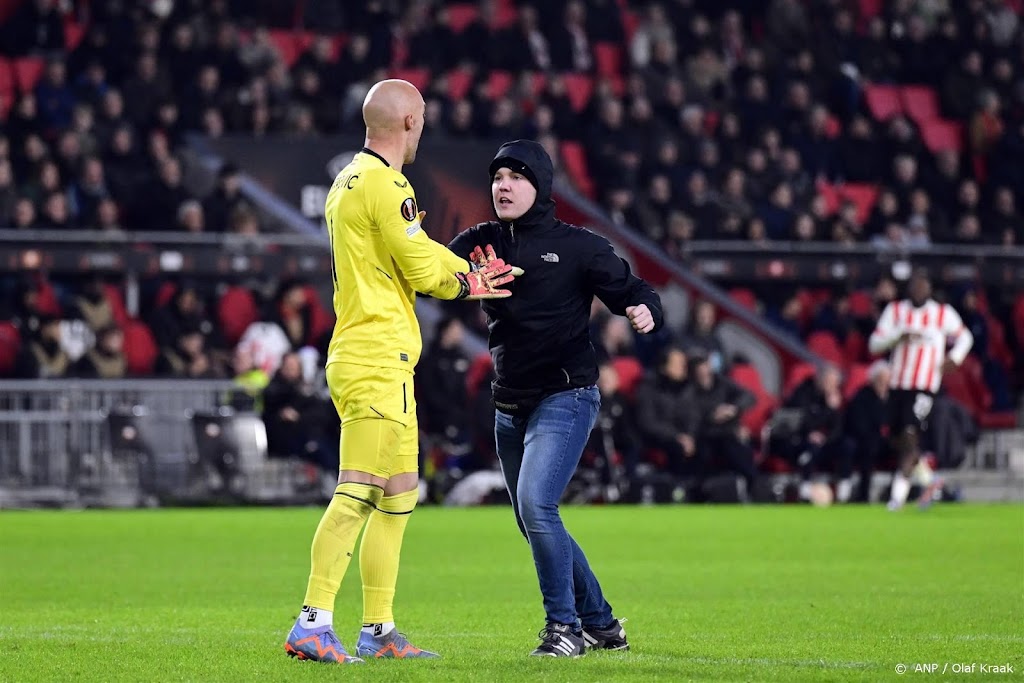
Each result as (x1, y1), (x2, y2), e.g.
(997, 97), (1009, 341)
(582, 618), (629, 651)
(529, 623), (585, 657)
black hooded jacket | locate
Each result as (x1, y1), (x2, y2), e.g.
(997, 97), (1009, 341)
(448, 140), (664, 406)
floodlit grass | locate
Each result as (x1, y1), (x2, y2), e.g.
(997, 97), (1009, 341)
(1, 504), (1021, 682)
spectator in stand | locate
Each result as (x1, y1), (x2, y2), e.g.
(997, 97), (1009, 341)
(72, 324), (127, 379)
(227, 345), (270, 412)
(635, 346), (699, 481)
(270, 279), (316, 350)
(156, 324), (221, 378)
(587, 361), (641, 493)
(177, 200), (205, 233)
(67, 276), (114, 332)
(15, 315), (69, 379)
(780, 364), (852, 503)
(202, 163), (246, 232)
(683, 351), (760, 499)
(417, 317), (474, 467)
(680, 299), (728, 374)
(262, 352), (339, 472)
(149, 283), (214, 350)
(843, 360), (891, 503)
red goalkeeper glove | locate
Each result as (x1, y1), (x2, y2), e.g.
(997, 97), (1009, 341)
(456, 244), (524, 300)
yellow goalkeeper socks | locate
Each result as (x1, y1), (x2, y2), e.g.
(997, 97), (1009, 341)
(302, 482), (382, 612)
(359, 488), (418, 625)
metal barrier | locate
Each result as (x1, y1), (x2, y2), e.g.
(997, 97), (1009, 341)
(0, 380), (240, 507)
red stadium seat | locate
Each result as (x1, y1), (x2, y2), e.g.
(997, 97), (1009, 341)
(863, 84), (902, 122)
(858, 0), (884, 21)
(843, 363), (870, 401)
(122, 320), (158, 376)
(593, 42), (623, 78)
(921, 119), (963, 153)
(64, 21), (85, 51)
(815, 180), (840, 215)
(446, 67), (474, 101)
(36, 280), (62, 317)
(465, 351), (493, 399)
(389, 67), (430, 93)
(784, 361), (817, 397)
(731, 363), (769, 397)
(559, 140), (595, 198)
(621, 10), (640, 43)
(103, 284), (130, 327)
(842, 330), (868, 365)
(217, 286), (260, 347)
(611, 355), (644, 400)
(297, 286), (335, 345)
(838, 183), (879, 224)
(155, 281), (177, 308)
(486, 70), (514, 100)
(14, 57), (45, 93)
(0, 321), (20, 376)
(268, 30), (301, 67)
(0, 57), (15, 98)
(561, 73), (594, 112)
(806, 331), (845, 368)
(730, 363), (777, 436)
(848, 290), (874, 318)
(899, 85), (939, 126)
(492, 1), (518, 29)
(446, 3), (479, 33)
(728, 288), (759, 312)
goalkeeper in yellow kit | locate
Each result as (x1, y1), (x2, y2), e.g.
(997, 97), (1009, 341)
(284, 79), (521, 664)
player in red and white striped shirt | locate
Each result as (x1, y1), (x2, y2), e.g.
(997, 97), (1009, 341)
(869, 272), (973, 510)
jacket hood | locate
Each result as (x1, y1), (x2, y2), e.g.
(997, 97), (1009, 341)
(488, 139), (556, 229)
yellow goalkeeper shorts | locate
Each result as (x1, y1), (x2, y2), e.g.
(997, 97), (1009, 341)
(326, 362), (419, 478)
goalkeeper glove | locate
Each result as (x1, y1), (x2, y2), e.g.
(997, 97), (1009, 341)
(456, 245), (524, 300)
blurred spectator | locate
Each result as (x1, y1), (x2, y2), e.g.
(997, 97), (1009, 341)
(262, 352), (338, 472)
(149, 283), (214, 349)
(682, 352), (759, 496)
(778, 365), (851, 502)
(842, 360), (891, 503)
(418, 317), (473, 464)
(227, 345), (270, 412)
(67, 276), (114, 332)
(588, 361), (641, 490)
(1, 0), (64, 56)
(635, 346), (698, 480)
(156, 324), (221, 378)
(72, 324), (126, 379)
(15, 316), (69, 378)
(177, 200), (205, 233)
(679, 299), (728, 373)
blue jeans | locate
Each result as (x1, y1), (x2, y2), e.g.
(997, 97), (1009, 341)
(494, 386), (614, 629)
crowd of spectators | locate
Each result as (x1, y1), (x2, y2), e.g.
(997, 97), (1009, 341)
(0, 1), (1021, 496)
(2, 0), (1021, 246)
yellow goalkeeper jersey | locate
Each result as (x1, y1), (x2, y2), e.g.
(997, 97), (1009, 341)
(324, 148), (470, 371)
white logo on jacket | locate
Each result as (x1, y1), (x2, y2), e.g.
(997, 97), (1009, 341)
(540, 253), (559, 263)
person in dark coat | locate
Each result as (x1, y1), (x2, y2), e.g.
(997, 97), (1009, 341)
(634, 346), (699, 479)
(842, 360), (891, 503)
(682, 352), (759, 494)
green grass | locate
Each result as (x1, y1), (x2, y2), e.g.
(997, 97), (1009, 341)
(1, 505), (1022, 682)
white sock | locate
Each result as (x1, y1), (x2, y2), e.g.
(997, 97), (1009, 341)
(890, 473), (911, 506)
(362, 622), (396, 638)
(836, 478), (853, 503)
(912, 460), (934, 487)
(798, 481), (812, 501)
(300, 605), (332, 629)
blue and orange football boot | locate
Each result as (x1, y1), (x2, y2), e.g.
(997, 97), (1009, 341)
(355, 628), (440, 659)
(284, 618), (364, 664)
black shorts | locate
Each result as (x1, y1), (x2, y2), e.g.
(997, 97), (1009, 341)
(888, 389), (935, 434)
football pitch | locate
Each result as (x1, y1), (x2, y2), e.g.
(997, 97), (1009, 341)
(1, 504), (1021, 682)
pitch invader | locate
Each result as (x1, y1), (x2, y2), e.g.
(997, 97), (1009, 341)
(868, 271), (973, 510)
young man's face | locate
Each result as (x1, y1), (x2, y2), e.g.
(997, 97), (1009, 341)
(492, 166), (537, 221)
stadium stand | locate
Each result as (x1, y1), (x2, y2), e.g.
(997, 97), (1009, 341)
(0, 0), (1021, 503)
